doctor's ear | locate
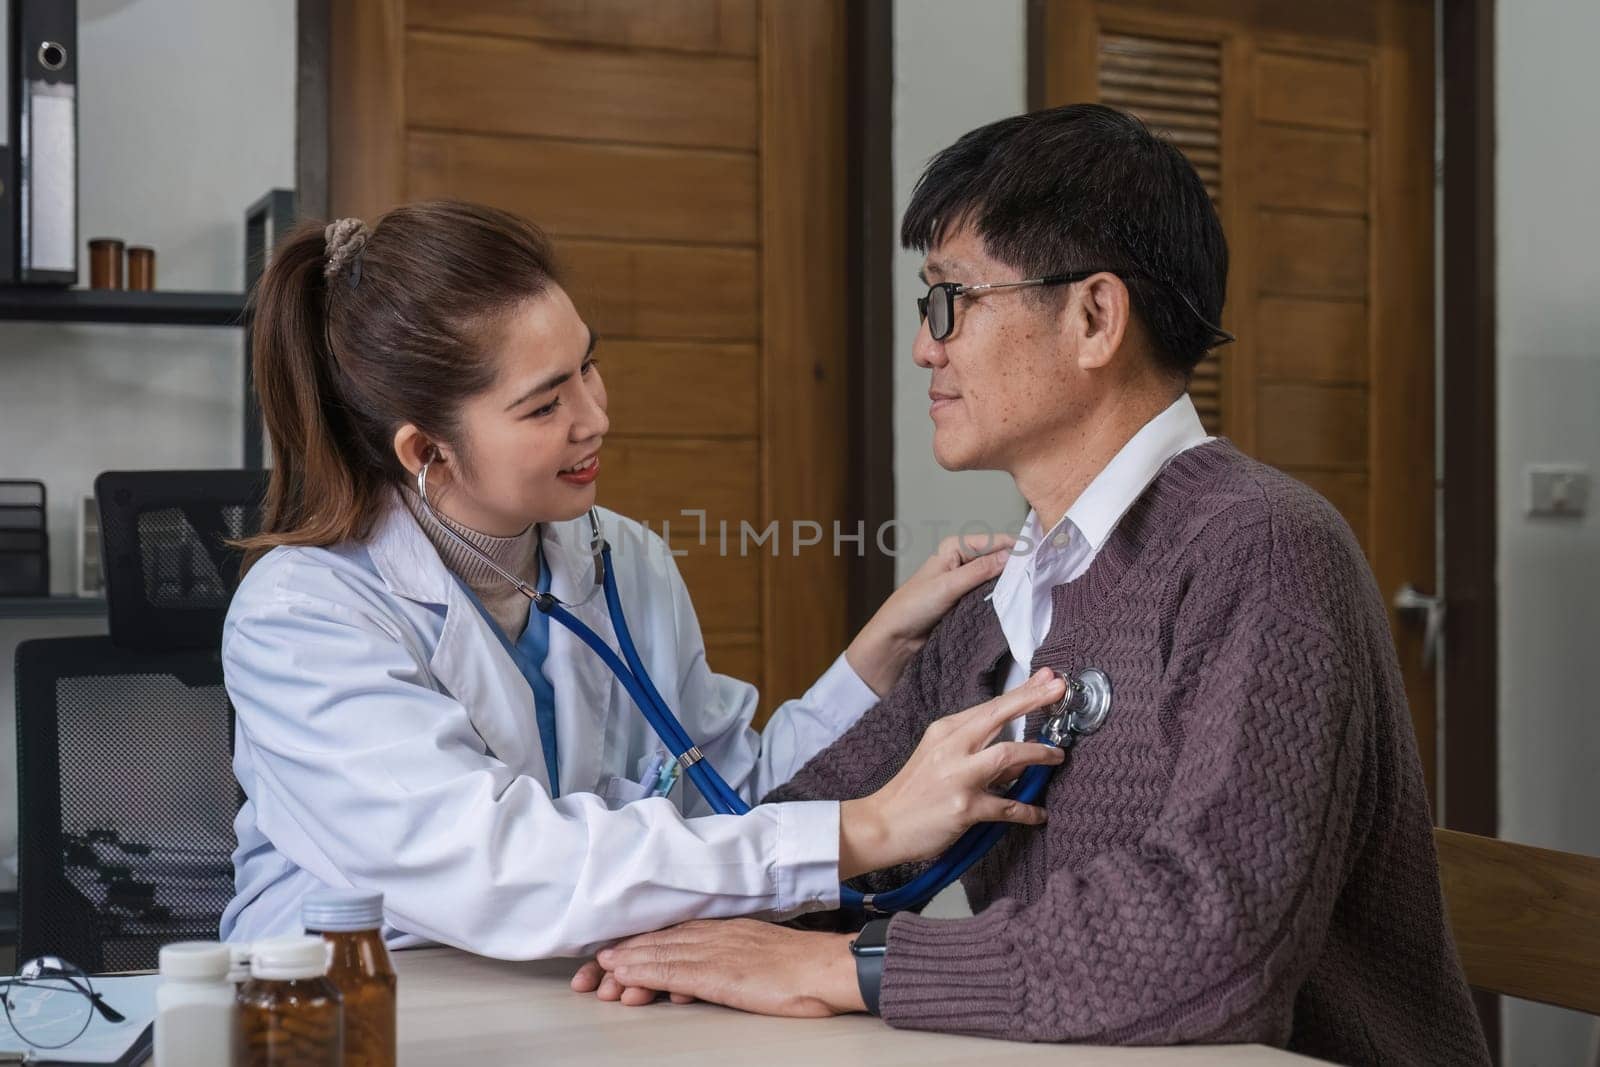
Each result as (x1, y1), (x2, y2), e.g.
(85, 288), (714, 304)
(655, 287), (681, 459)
(392, 423), (452, 479)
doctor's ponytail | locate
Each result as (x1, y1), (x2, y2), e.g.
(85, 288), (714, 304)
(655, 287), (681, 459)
(238, 200), (558, 573)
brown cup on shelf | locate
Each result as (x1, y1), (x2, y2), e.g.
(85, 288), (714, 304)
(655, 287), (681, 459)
(88, 238), (125, 289)
(127, 246), (156, 291)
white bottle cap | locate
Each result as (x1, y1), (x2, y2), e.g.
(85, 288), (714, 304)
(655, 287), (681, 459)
(250, 936), (331, 981)
(302, 888), (384, 933)
(159, 941), (231, 980)
(227, 943), (252, 982)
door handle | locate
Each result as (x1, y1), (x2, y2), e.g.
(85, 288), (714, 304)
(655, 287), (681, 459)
(1392, 584), (1444, 670)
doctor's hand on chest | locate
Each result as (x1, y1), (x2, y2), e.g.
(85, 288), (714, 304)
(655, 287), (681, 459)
(845, 534), (1014, 697)
(836, 668), (1067, 879)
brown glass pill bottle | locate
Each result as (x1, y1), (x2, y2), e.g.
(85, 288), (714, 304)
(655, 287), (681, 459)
(303, 889), (396, 1067)
(234, 935), (344, 1067)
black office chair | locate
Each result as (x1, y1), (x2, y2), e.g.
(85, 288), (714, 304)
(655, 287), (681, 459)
(12, 470), (267, 970)
(94, 469), (269, 651)
(14, 638), (239, 972)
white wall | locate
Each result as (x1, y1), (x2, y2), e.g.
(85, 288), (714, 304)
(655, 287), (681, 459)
(1495, 1), (1600, 1062)
(891, 0), (1027, 581)
(889, 0), (1030, 920)
(0, 0), (296, 890)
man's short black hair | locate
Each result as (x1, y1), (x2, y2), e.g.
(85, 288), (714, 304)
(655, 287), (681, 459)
(902, 103), (1229, 378)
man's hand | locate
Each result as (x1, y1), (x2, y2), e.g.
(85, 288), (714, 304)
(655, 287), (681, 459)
(573, 919), (866, 1018)
(570, 959), (688, 1006)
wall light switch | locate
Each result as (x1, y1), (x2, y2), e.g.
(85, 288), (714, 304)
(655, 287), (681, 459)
(1526, 464), (1590, 518)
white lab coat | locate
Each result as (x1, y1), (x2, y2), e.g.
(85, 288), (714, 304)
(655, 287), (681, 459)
(219, 494), (875, 958)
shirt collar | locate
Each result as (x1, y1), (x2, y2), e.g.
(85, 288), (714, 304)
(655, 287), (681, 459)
(1036, 393), (1210, 555)
(988, 394), (1209, 609)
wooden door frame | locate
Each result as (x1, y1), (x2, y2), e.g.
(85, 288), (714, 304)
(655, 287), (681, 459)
(845, 0), (898, 634)
(296, 0), (330, 222)
(1439, 0), (1500, 1055)
(758, 0), (854, 710)
(1438, 0), (1497, 842)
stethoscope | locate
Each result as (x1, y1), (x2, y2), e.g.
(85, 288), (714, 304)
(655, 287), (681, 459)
(417, 458), (1114, 914)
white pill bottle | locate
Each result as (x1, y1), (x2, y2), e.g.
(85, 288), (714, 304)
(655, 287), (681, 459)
(155, 941), (235, 1066)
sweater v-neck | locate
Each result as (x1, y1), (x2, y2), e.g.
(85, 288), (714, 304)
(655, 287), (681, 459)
(963, 439), (1244, 698)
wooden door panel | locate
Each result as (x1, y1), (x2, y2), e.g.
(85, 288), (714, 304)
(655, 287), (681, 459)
(406, 132), (759, 245)
(1256, 383), (1369, 469)
(1257, 297), (1369, 383)
(599, 341), (759, 438)
(599, 436), (761, 639)
(1255, 126), (1367, 214)
(406, 30), (759, 150)
(1254, 51), (1369, 130)
(560, 240), (759, 342)
(334, 2), (850, 721)
(1256, 211), (1369, 299)
(407, 0), (759, 57)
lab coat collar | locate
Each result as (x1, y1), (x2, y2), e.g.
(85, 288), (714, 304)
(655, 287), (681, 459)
(368, 492), (617, 796)
(368, 490), (605, 609)
(367, 489), (456, 606)
(538, 511), (603, 606)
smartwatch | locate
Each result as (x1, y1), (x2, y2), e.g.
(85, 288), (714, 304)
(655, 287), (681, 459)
(849, 918), (891, 1016)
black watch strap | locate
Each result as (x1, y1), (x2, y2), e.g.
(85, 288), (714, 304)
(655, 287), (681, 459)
(849, 918), (891, 1016)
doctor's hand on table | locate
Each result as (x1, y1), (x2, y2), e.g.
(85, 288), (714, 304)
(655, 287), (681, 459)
(572, 670), (1069, 1007)
(843, 533), (1014, 697)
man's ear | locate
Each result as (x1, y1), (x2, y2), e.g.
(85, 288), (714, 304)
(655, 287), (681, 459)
(1068, 272), (1132, 371)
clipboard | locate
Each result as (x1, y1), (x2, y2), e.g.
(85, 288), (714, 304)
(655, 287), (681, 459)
(0, 974), (157, 1065)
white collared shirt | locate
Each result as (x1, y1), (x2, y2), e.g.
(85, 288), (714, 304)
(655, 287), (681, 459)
(990, 395), (1211, 739)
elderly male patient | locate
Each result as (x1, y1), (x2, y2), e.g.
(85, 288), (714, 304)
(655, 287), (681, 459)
(575, 104), (1489, 1064)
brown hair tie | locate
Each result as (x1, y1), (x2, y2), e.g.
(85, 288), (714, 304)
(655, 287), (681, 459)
(324, 218), (369, 289)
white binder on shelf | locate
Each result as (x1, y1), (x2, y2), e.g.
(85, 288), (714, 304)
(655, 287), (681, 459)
(6, 0), (77, 286)
(1, 0), (14, 284)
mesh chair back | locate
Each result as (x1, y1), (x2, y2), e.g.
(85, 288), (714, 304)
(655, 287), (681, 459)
(95, 470), (268, 651)
(14, 636), (239, 972)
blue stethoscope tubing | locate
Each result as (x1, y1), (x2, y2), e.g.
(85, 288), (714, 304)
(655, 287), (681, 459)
(539, 550), (747, 816)
(541, 538), (1112, 916)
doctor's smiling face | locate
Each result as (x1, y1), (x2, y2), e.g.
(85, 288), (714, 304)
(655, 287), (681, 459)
(393, 285), (609, 538)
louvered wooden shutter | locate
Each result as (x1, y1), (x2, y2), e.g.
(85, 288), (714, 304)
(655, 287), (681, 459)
(1097, 32), (1225, 434)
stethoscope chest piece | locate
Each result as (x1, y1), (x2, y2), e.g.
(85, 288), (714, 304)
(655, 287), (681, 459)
(1043, 667), (1114, 747)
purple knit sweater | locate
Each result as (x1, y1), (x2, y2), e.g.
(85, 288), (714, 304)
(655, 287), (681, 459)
(768, 441), (1488, 1064)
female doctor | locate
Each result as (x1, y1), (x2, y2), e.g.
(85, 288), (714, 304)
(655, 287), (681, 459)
(220, 201), (1068, 961)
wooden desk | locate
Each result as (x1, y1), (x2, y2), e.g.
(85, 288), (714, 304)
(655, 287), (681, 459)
(392, 947), (1322, 1065)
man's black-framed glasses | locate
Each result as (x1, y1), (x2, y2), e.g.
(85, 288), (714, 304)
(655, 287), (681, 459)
(1, 956), (125, 1053)
(916, 269), (1236, 350)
